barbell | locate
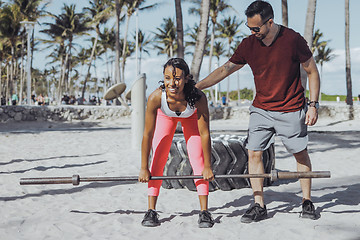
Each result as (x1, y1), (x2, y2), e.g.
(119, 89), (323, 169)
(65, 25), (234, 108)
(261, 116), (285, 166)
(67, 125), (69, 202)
(19, 170), (330, 186)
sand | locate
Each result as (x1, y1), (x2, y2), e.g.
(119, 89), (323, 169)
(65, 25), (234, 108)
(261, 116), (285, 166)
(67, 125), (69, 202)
(1, 117), (359, 240)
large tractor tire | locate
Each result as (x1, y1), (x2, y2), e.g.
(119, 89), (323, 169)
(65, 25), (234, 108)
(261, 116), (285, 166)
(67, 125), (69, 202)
(161, 135), (275, 192)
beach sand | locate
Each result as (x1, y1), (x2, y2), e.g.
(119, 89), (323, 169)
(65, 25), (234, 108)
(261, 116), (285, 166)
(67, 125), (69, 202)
(1, 117), (359, 240)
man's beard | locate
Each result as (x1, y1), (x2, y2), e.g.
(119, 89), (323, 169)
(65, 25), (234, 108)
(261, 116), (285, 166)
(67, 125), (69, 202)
(255, 34), (266, 40)
(255, 28), (270, 40)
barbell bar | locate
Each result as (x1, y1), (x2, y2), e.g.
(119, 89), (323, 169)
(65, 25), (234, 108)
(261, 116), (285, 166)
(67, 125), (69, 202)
(19, 170), (330, 186)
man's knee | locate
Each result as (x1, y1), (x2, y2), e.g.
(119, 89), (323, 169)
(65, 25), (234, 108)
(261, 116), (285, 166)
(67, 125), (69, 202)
(293, 148), (312, 166)
(293, 148), (309, 159)
(248, 150), (263, 162)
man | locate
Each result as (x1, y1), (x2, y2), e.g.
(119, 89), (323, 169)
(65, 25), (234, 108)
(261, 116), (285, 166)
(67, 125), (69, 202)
(196, 0), (320, 223)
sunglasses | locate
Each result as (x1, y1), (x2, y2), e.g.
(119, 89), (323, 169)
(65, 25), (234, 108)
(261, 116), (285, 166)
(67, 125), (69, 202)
(245, 17), (272, 33)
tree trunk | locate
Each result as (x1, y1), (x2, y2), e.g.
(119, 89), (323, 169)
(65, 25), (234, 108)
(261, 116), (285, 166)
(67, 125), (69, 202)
(58, 51), (67, 105)
(81, 33), (99, 104)
(208, 21), (216, 102)
(226, 48), (230, 103)
(30, 28), (35, 78)
(345, 0), (353, 112)
(10, 45), (15, 103)
(121, 13), (130, 83)
(237, 71), (240, 104)
(0, 65), (2, 102)
(301, 0), (317, 91)
(175, 0), (184, 58)
(64, 41), (73, 93)
(190, 0), (210, 82)
(6, 65), (10, 105)
(281, 0), (288, 27)
(319, 63), (323, 102)
(115, 0), (122, 84)
(19, 35), (25, 105)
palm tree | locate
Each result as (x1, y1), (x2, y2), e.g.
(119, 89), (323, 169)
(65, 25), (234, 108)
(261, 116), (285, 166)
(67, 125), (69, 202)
(345, 0), (353, 111)
(315, 45), (334, 102)
(190, 0), (210, 82)
(281, 0), (288, 27)
(311, 29), (334, 102)
(185, 24), (210, 55)
(42, 4), (91, 104)
(212, 41), (225, 65)
(120, 0), (158, 83)
(81, 0), (111, 104)
(0, 3), (22, 103)
(14, 0), (48, 67)
(63, 5), (90, 96)
(133, 29), (151, 73)
(99, 26), (116, 85)
(13, 0), (48, 104)
(153, 18), (177, 58)
(175, 0), (184, 58)
(13, 0), (48, 22)
(208, 0), (234, 72)
(189, 0), (235, 100)
(217, 16), (243, 102)
(0, 38), (11, 103)
(113, 0), (126, 84)
(301, 0), (317, 90)
(212, 41), (225, 102)
(120, 38), (135, 76)
(311, 29), (327, 54)
(315, 45), (334, 80)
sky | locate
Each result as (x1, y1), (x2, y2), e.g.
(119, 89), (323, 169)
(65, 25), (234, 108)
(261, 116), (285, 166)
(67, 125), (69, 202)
(33, 0), (360, 97)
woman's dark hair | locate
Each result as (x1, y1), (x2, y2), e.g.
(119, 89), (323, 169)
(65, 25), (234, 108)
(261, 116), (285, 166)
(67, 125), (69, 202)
(159, 58), (201, 108)
(245, 0), (274, 21)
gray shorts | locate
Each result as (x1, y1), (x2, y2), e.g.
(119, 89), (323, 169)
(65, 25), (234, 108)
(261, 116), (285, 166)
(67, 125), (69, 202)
(245, 105), (308, 154)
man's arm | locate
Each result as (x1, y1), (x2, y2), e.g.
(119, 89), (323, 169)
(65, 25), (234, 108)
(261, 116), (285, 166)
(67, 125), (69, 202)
(302, 56), (320, 126)
(195, 61), (244, 90)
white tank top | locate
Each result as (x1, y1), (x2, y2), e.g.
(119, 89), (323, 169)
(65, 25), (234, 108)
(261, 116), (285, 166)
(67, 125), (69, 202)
(160, 90), (196, 118)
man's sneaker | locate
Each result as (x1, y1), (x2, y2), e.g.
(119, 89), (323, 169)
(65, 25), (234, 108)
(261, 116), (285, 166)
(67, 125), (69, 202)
(141, 209), (160, 227)
(300, 200), (319, 220)
(198, 210), (215, 228)
(240, 203), (267, 223)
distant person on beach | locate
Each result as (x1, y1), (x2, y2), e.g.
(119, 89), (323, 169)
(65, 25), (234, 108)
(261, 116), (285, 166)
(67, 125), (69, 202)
(31, 93), (36, 104)
(138, 58), (215, 228)
(44, 95), (50, 105)
(11, 93), (18, 105)
(37, 94), (44, 106)
(1, 96), (6, 105)
(196, 0), (320, 222)
(222, 95), (227, 106)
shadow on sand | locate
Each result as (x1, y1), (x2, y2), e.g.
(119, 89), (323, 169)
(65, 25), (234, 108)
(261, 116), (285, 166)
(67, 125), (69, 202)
(0, 120), (130, 133)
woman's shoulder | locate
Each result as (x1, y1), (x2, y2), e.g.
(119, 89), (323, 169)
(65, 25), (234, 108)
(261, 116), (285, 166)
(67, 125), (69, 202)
(194, 89), (207, 106)
(147, 88), (162, 107)
(194, 88), (206, 98)
(149, 87), (162, 97)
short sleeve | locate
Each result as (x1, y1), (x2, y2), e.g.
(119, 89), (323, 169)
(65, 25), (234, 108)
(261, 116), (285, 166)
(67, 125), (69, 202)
(296, 34), (313, 63)
(229, 39), (248, 65)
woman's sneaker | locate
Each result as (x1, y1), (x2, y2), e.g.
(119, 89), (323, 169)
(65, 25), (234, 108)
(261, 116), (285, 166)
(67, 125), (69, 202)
(300, 200), (319, 220)
(240, 203), (267, 223)
(141, 209), (160, 227)
(198, 210), (215, 228)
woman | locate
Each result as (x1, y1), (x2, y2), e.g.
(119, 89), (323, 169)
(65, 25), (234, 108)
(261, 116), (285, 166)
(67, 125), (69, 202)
(138, 58), (214, 228)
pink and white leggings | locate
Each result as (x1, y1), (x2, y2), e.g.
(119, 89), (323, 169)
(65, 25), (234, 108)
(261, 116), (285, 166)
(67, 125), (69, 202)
(148, 109), (209, 196)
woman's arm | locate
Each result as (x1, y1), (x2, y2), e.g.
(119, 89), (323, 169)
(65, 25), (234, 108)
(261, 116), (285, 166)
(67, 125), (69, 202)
(195, 90), (214, 181)
(139, 89), (161, 182)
